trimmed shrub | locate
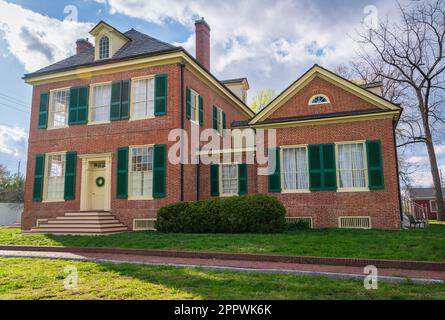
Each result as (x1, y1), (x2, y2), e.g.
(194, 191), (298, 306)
(155, 195), (286, 233)
(286, 219), (311, 231)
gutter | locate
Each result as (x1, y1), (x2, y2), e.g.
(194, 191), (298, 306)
(180, 62), (185, 202)
(393, 119), (404, 227)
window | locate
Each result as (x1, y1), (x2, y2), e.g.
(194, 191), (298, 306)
(431, 200), (438, 212)
(91, 84), (111, 122)
(337, 142), (367, 190)
(282, 146), (309, 191)
(46, 153), (65, 201)
(215, 106), (223, 134)
(309, 94), (330, 105)
(99, 36), (109, 59)
(132, 78), (155, 119)
(190, 90), (200, 122)
(130, 146), (153, 198)
(49, 89), (69, 128)
(221, 164), (238, 195)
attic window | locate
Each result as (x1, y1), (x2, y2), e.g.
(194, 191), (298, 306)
(309, 94), (330, 105)
(99, 36), (110, 59)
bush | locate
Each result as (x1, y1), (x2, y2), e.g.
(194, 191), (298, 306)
(286, 219), (311, 231)
(156, 195), (286, 233)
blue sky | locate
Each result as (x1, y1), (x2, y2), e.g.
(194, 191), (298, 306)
(0, 0), (443, 186)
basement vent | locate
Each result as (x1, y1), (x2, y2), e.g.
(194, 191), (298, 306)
(338, 216), (372, 229)
(133, 219), (157, 231)
(285, 217), (313, 228)
(36, 219), (48, 227)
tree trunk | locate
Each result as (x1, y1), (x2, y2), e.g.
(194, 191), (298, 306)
(424, 132), (445, 221)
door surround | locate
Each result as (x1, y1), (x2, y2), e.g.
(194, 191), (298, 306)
(79, 153), (113, 211)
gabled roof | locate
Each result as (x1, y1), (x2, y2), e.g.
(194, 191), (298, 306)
(249, 64), (402, 125)
(24, 28), (179, 78)
(89, 20), (131, 41)
(410, 188), (445, 199)
(221, 78), (250, 89)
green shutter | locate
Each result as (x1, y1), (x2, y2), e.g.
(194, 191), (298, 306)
(154, 74), (167, 116)
(322, 144), (337, 190)
(110, 81), (122, 121)
(213, 106), (218, 130)
(238, 163), (248, 195)
(120, 80), (130, 120)
(68, 86), (88, 125)
(64, 151), (77, 200)
(77, 86), (89, 124)
(367, 140), (384, 189)
(222, 111), (227, 129)
(116, 147), (128, 199)
(153, 144), (167, 198)
(308, 145), (323, 190)
(68, 87), (79, 125)
(199, 95), (204, 127)
(309, 144), (337, 191)
(186, 87), (191, 120)
(210, 164), (220, 196)
(32, 154), (45, 202)
(38, 92), (49, 129)
(268, 148), (281, 192)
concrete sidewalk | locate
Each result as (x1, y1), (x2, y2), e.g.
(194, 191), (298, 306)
(1, 249), (444, 285)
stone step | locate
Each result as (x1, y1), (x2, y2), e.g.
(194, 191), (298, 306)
(38, 223), (126, 229)
(29, 226), (128, 234)
(56, 216), (116, 220)
(48, 219), (120, 224)
(65, 212), (112, 217)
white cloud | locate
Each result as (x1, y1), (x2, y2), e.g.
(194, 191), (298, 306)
(0, 125), (27, 157)
(0, 0), (93, 72)
(95, 0), (376, 75)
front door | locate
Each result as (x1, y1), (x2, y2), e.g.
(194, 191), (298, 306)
(88, 161), (106, 211)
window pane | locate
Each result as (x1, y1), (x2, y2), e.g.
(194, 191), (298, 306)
(222, 164), (238, 194)
(100, 36), (109, 59)
(46, 154), (65, 200)
(51, 90), (69, 127)
(132, 78), (154, 119)
(283, 147), (308, 190)
(191, 92), (198, 122)
(92, 84), (111, 122)
(131, 147), (153, 196)
(338, 143), (366, 188)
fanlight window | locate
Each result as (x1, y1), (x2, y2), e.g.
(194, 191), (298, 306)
(99, 36), (110, 59)
(309, 95), (330, 105)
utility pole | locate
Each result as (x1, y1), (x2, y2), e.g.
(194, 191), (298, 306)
(17, 160), (20, 176)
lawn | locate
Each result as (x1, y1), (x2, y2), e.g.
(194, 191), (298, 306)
(1, 225), (445, 261)
(0, 257), (444, 300)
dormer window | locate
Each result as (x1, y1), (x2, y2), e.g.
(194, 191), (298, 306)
(309, 94), (330, 105)
(99, 36), (110, 59)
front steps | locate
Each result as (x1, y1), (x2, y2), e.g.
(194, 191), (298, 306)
(29, 211), (128, 235)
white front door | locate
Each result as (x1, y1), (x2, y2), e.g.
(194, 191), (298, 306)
(88, 161), (106, 211)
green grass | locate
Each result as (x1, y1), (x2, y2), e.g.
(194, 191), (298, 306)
(1, 225), (445, 262)
(0, 257), (444, 300)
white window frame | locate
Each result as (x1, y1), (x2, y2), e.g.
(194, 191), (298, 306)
(215, 105), (224, 135)
(280, 145), (310, 194)
(308, 94), (330, 105)
(190, 89), (200, 124)
(128, 144), (154, 201)
(130, 75), (156, 121)
(48, 88), (70, 129)
(220, 163), (239, 197)
(99, 36), (110, 59)
(43, 151), (67, 203)
(88, 81), (112, 125)
(335, 140), (369, 192)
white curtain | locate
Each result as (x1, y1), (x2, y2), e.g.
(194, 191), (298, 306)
(92, 84), (111, 122)
(132, 78), (154, 119)
(51, 90), (69, 127)
(222, 164), (238, 194)
(131, 147), (153, 196)
(46, 154), (65, 200)
(338, 143), (365, 188)
(283, 148), (308, 190)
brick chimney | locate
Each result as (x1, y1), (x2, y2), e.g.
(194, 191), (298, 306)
(195, 18), (211, 71)
(76, 38), (93, 54)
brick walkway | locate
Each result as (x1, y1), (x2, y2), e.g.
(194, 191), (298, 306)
(1, 248), (444, 284)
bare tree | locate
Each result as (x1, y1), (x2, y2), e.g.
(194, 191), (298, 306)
(354, 0), (445, 220)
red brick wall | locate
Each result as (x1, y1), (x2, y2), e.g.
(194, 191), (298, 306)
(269, 77), (379, 119)
(256, 118), (401, 229)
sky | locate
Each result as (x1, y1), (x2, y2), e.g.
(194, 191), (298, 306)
(0, 0), (443, 186)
